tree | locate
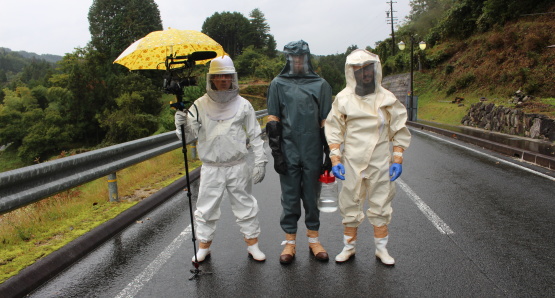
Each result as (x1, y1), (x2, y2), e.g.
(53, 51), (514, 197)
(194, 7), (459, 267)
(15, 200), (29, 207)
(88, 0), (163, 65)
(0, 87), (40, 149)
(20, 58), (55, 88)
(234, 46), (283, 80)
(249, 8), (270, 49)
(478, 0), (554, 31)
(98, 92), (158, 144)
(319, 53), (347, 94)
(345, 45), (359, 56)
(0, 70), (7, 84)
(49, 47), (111, 145)
(265, 35), (278, 58)
(18, 105), (74, 162)
(202, 11), (253, 58)
(407, 0), (452, 39)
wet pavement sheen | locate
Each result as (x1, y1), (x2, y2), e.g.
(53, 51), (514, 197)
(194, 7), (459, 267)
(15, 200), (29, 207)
(27, 131), (555, 297)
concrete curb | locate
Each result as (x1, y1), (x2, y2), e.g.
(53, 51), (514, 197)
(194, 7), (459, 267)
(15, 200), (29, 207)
(408, 121), (555, 170)
(0, 168), (201, 298)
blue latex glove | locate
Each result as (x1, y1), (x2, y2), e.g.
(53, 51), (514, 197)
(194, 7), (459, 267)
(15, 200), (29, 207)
(389, 163), (402, 181)
(332, 163), (346, 180)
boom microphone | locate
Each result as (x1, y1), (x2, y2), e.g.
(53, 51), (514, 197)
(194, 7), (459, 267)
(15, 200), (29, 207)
(173, 51), (217, 62)
(189, 51), (217, 61)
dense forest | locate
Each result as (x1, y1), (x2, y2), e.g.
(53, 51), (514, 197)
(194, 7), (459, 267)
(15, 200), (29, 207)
(1, 0), (554, 170)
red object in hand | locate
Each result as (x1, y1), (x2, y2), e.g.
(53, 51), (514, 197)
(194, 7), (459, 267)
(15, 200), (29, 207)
(319, 170), (336, 183)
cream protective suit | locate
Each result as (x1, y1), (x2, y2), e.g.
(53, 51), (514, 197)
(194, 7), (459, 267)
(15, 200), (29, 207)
(324, 49), (411, 227)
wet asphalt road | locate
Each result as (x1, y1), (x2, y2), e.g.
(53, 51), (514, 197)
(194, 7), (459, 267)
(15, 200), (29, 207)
(28, 128), (555, 298)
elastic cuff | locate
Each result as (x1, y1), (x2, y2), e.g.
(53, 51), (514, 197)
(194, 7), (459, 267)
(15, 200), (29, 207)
(329, 144), (341, 151)
(373, 225), (388, 238)
(244, 237), (258, 246)
(331, 155), (341, 166)
(393, 146), (404, 153)
(267, 115), (280, 122)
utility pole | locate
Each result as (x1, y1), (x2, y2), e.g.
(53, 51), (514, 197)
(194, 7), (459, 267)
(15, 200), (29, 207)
(386, 1), (398, 55)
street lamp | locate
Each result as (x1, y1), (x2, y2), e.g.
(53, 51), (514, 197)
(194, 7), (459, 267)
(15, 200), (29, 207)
(398, 37), (426, 121)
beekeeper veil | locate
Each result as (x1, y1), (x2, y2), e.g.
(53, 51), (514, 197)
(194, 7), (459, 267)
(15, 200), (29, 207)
(206, 55), (240, 103)
(205, 55), (241, 120)
(345, 49), (383, 97)
(278, 40), (319, 78)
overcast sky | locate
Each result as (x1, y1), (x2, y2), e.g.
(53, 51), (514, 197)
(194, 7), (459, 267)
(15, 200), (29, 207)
(1, 0), (412, 57)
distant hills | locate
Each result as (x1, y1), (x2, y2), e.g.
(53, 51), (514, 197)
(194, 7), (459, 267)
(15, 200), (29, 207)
(0, 47), (63, 63)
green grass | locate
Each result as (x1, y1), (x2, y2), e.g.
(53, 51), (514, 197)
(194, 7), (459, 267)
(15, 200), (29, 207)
(0, 147), (201, 283)
(0, 147), (26, 173)
(414, 72), (474, 125)
(412, 72), (554, 126)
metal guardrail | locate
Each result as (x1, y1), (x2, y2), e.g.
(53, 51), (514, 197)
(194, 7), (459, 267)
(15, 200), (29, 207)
(0, 109), (268, 215)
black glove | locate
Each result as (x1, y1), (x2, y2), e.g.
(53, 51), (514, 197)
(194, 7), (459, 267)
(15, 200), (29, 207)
(266, 121), (288, 175)
(321, 127), (332, 174)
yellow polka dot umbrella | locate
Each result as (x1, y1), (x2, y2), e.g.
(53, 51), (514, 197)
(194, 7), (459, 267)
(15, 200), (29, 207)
(114, 28), (226, 70)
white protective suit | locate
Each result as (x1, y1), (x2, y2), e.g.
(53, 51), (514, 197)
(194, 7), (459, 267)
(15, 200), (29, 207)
(324, 49), (411, 228)
(175, 61), (267, 244)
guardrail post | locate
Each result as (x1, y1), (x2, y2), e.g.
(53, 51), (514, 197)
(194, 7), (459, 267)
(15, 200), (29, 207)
(190, 142), (198, 159)
(107, 173), (119, 202)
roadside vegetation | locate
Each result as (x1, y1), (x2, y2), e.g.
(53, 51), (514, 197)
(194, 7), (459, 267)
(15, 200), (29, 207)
(413, 11), (555, 125)
(0, 147), (201, 283)
(1, 0), (553, 284)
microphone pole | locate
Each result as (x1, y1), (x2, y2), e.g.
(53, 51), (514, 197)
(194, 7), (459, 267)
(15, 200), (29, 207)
(175, 91), (211, 280)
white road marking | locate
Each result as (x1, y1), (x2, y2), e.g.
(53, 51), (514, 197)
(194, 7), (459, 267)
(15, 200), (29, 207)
(115, 225), (192, 298)
(411, 129), (555, 182)
(397, 179), (455, 235)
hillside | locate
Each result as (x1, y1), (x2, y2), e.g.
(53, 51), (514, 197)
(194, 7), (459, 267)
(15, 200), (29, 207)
(414, 12), (555, 126)
(0, 47), (63, 64)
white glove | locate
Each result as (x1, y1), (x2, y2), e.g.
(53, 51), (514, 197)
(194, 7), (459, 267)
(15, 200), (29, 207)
(174, 110), (188, 126)
(252, 163), (266, 184)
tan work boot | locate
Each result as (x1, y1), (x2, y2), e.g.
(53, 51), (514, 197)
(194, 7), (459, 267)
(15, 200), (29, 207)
(307, 230), (329, 261)
(280, 233), (296, 264)
(374, 225), (395, 265)
(245, 237), (266, 262)
(192, 241), (212, 263)
(335, 226), (357, 262)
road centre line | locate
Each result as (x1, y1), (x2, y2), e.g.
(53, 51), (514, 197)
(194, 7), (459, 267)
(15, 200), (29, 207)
(115, 225), (192, 298)
(410, 128), (555, 182)
(397, 179), (455, 235)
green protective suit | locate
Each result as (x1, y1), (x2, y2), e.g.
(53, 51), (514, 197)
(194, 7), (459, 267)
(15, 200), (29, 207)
(267, 40), (333, 233)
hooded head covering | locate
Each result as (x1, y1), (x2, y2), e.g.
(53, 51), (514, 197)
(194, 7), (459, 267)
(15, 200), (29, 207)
(345, 49), (383, 97)
(206, 55), (240, 103)
(278, 40), (319, 78)
(204, 55), (241, 120)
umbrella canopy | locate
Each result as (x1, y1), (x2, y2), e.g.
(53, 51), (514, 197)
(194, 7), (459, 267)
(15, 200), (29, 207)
(114, 28), (226, 70)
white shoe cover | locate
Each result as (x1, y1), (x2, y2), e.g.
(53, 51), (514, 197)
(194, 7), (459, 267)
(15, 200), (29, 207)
(374, 236), (395, 265)
(247, 243), (266, 261)
(335, 235), (356, 262)
(335, 246), (356, 262)
(192, 248), (211, 263)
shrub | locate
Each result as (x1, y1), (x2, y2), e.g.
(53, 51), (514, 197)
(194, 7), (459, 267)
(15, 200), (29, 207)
(446, 85), (457, 96)
(523, 31), (550, 53)
(455, 73), (476, 89)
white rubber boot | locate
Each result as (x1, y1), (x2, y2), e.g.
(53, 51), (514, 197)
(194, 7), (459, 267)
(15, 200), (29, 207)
(192, 241), (211, 263)
(335, 226), (357, 263)
(335, 235), (356, 262)
(245, 238), (266, 261)
(247, 243), (266, 261)
(374, 236), (395, 265)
